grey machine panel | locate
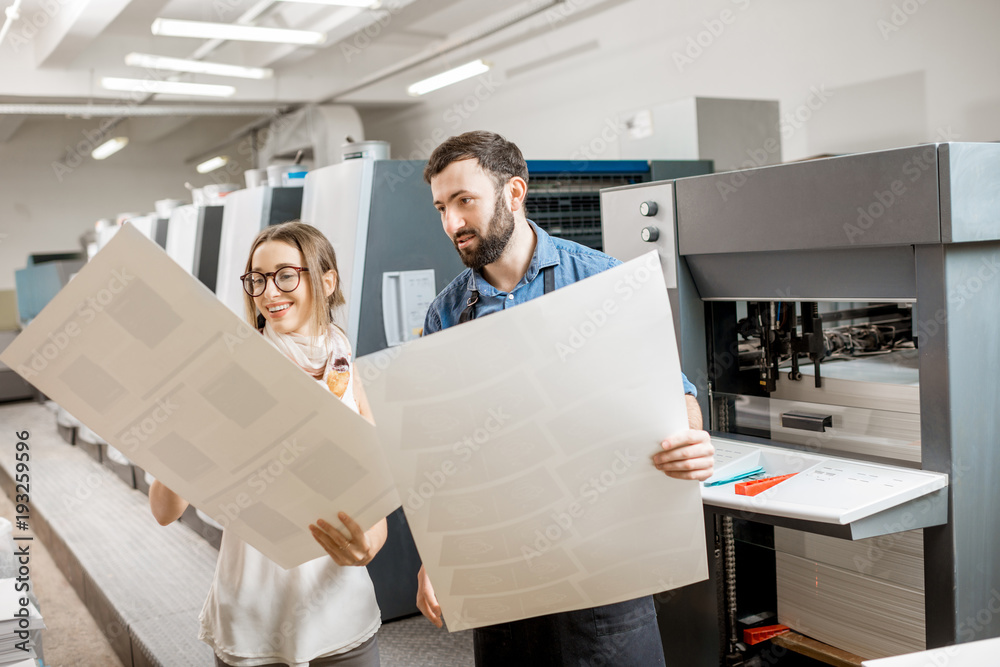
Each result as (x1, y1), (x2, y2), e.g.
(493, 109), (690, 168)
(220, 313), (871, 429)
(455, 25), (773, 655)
(152, 218), (169, 249)
(938, 142), (1000, 243)
(354, 161), (466, 356)
(601, 180), (680, 289)
(691, 98), (780, 172)
(675, 144), (944, 255)
(264, 186), (305, 227)
(685, 245), (918, 302)
(649, 159), (716, 182)
(914, 240), (1000, 648)
(192, 205), (225, 293)
(0, 331), (34, 401)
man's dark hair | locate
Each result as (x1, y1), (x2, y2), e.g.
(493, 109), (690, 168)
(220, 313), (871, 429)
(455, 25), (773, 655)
(423, 131), (529, 190)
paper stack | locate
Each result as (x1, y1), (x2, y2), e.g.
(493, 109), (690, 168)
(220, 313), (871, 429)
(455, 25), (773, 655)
(0, 578), (44, 665)
(774, 527), (924, 659)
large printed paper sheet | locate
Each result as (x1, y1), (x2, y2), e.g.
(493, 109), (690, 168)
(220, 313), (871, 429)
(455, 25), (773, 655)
(0, 224), (400, 569)
(356, 252), (708, 631)
(862, 637), (1000, 666)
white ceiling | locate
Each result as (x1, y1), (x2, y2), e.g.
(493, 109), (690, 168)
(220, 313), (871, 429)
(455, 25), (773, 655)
(0, 0), (581, 108)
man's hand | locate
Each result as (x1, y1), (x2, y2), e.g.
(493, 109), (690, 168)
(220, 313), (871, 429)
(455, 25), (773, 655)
(416, 564), (443, 628)
(654, 429), (714, 481)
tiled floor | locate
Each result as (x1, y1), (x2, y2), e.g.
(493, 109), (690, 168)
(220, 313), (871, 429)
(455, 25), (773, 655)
(0, 477), (125, 667)
(0, 400), (474, 666)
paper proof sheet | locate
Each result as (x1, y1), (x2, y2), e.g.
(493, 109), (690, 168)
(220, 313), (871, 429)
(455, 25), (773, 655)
(0, 224), (399, 569)
(356, 252), (708, 631)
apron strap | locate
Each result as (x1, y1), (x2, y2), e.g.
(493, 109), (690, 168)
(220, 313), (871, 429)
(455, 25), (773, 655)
(458, 291), (478, 324)
(458, 266), (555, 324)
(543, 264), (555, 295)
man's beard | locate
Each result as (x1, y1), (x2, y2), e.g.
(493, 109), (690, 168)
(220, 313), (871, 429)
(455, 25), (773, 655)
(454, 191), (515, 270)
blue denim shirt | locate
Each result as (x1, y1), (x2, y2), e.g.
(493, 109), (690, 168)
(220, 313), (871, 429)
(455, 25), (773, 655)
(423, 220), (697, 396)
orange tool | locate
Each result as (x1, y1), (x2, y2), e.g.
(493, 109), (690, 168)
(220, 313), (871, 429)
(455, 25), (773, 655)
(743, 624), (791, 645)
(735, 473), (798, 496)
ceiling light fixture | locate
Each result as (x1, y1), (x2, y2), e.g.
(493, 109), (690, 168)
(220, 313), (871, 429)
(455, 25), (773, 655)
(101, 77), (236, 97)
(196, 156), (230, 173)
(0, 0), (24, 49)
(151, 18), (327, 45)
(274, 0), (379, 7)
(125, 53), (273, 80)
(91, 137), (129, 160)
(407, 59), (491, 96)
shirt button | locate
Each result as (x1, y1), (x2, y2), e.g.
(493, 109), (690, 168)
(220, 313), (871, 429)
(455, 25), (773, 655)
(507, 294), (514, 300)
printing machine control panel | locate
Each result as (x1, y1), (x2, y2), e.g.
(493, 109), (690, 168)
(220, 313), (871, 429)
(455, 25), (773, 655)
(600, 181), (679, 288)
(598, 176), (947, 540)
(703, 437), (947, 526)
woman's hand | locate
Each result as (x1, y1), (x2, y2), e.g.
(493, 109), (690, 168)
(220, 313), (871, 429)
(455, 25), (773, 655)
(310, 512), (387, 567)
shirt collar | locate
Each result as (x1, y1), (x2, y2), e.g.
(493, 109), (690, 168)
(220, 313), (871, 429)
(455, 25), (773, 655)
(525, 219), (561, 279)
(467, 219), (560, 297)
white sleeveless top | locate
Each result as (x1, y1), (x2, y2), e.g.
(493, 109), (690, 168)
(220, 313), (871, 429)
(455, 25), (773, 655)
(198, 330), (381, 666)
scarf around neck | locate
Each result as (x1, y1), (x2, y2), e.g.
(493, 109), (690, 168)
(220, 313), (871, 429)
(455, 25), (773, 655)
(261, 322), (349, 381)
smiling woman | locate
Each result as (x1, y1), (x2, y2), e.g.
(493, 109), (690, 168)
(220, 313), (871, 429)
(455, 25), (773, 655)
(148, 221), (388, 667)
(241, 222), (345, 340)
(241, 261), (312, 331)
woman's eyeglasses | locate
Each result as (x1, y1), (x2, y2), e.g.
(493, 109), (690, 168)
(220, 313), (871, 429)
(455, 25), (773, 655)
(239, 267), (309, 297)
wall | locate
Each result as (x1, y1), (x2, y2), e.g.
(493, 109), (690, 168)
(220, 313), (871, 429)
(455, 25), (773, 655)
(360, 0), (1000, 165)
(0, 115), (253, 290)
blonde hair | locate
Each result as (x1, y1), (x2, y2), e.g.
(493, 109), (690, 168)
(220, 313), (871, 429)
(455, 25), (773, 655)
(242, 221), (345, 335)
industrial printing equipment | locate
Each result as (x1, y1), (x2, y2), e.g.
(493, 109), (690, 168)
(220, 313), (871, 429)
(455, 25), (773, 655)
(601, 142), (999, 665)
(165, 203), (225, 294)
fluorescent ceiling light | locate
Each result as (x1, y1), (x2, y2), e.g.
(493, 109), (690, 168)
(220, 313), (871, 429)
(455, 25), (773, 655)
(125, 53), (273, 80)
(101, 77), (236, 97)
(407, 59), (491, 96)
(151, 18), (326, 45)
(197, 156), (230, 173)
(92, 137), (129, 160)
(275, 0), (378, 6)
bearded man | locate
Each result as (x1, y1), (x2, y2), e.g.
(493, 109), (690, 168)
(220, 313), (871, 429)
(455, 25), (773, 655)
(416, 131), (714, 666)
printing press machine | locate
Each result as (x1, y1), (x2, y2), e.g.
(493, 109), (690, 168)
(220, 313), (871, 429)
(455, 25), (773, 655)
(601, 142), (1000, 665)
(165, 203), (225, 293)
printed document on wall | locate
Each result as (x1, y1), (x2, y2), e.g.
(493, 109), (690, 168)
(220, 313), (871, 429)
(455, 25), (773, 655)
(0, 224), (400, 569)
(357, 252), (708, 631)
